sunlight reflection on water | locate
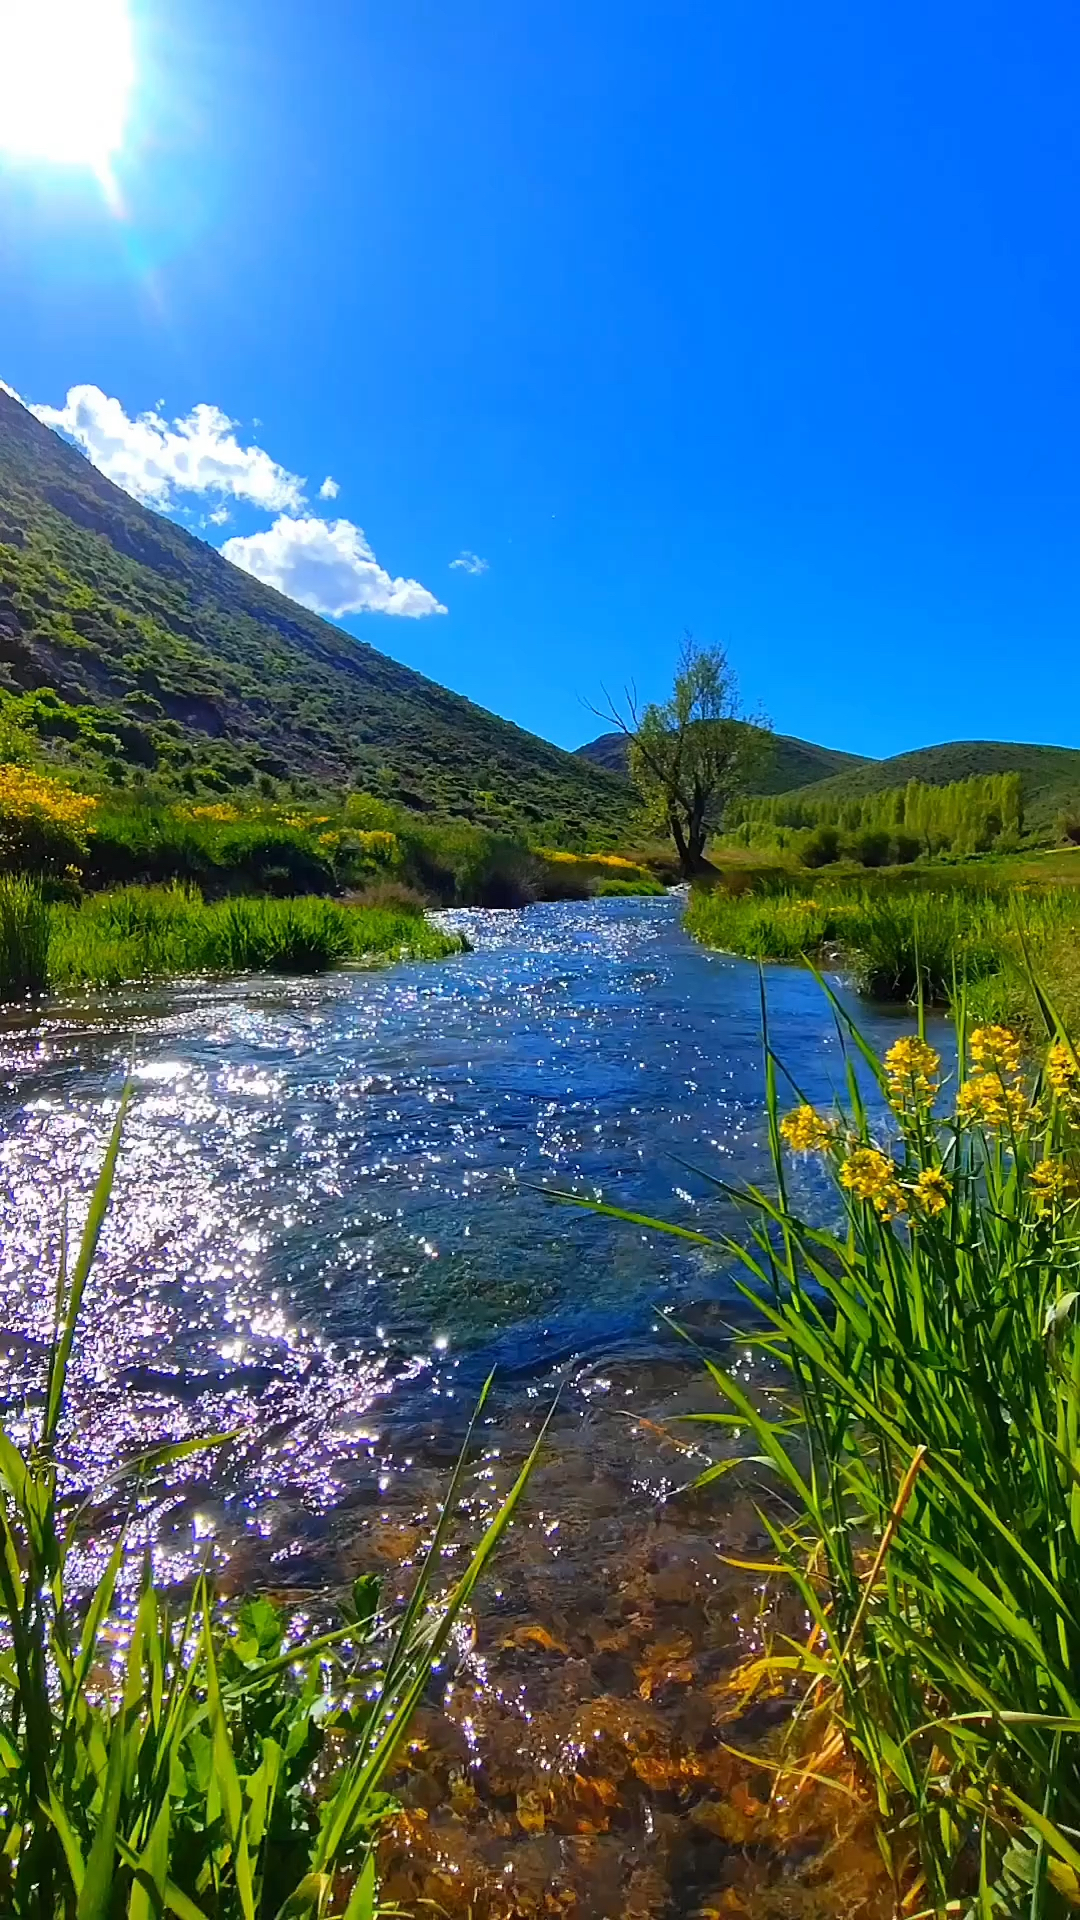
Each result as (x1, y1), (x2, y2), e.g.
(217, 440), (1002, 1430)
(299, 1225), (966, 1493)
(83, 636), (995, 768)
(0, 897), (939, 1913)
(0, 896), (936, 1590)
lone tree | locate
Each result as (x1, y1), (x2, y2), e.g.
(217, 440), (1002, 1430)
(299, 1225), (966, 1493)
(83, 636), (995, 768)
(597, 638), (769, 876)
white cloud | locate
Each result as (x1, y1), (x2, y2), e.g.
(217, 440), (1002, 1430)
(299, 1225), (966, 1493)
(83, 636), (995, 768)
(450, 549), (489, 575)
(207, 506), (231, 526)
(221, 515), (446, 620)
(318, 475), (339, 499)
(28, 385), (306, 513)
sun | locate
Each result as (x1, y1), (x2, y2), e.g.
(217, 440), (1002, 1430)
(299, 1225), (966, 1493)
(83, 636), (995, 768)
(0, 0), (134, 175)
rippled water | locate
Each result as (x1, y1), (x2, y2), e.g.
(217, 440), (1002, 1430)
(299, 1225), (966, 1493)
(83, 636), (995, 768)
(0, 897), (932, 1916)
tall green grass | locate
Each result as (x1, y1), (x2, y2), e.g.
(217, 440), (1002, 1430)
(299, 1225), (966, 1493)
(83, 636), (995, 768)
(0, 1096), (540, 1916)
(685, 875), (1078, 1012)
(0, 886), (466, 998)
(0, 874), (51, 997)
(87, 804), (337, 896)
(566, 990), (1080, 1912)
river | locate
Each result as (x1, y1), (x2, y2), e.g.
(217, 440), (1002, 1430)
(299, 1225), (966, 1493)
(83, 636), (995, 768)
(0, 895), (923, 1917)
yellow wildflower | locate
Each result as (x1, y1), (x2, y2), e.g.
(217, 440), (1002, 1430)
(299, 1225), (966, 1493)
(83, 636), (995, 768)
(839, 1146), (907, 1218)
(911, 1167), (951, 1217)
(779, 1105), (834, 1154)
(1030, 1158), (1078, 1212)
(883, 1035), (941, 1110)
(354, 830), (399, 859)
(187, 802), (240, 823)
(1047, 1041), (1080, 1102)
(956, 1073), (1029, 1131)
(969, 1024), (1022, 1078)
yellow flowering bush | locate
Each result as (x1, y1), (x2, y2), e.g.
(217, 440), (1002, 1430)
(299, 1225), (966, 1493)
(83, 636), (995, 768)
(354, 831), (399, 863)
(315, 828), (401, 882)
(0, 764), (96, 874)
(776, 1023), (1066, 1234)
(535, 847), (652, 879)
(185, 802), (240, 823)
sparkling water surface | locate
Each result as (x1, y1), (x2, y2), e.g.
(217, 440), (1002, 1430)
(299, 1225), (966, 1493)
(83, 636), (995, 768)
(0, 894), (930, 1576)
(0, 895), (938, 1914)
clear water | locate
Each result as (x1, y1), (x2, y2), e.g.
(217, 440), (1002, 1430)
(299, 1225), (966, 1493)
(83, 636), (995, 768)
(0, 894), (928, 1571)
(0, 895), (931, 1914)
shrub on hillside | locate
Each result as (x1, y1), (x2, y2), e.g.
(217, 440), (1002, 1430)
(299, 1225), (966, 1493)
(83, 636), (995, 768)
(800, 825), (842, 867)
(86, 806), (334, 895)
(324, 827), (403, 887)
(400, 821), (537, 906)
(343, 788), (401, 831)
(852, 828), (892, 867)
(0, 764), (96, 875)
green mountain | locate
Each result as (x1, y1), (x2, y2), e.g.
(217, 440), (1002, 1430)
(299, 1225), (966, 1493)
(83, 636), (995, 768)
(577, 727), (869, 793)
(784, 741), (1080, 833)
(0, 389), (635, 842)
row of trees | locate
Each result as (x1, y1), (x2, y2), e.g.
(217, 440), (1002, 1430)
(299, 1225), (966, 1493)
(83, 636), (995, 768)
(730, 771), (1025, 859)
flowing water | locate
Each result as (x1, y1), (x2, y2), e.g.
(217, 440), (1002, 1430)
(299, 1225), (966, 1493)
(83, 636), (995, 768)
(0, 896), (933, 1917)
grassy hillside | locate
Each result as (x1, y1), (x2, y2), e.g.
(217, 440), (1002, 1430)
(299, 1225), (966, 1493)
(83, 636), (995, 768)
(0, 390), (635, 844)
(780, 740), (1080, 834)
(577, 726), (868, 793)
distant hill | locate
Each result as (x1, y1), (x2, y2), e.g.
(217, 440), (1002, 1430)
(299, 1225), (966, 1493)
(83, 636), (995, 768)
(0, 389), (636, 841)
(784, 740), (1080, 832)
(577, 727), (869, 794)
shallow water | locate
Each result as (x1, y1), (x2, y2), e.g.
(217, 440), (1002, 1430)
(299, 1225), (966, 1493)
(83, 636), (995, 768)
(0, 896), (932, 1916)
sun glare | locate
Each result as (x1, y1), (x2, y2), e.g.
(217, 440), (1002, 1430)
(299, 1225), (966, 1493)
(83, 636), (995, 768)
(0, 0), (134, 175)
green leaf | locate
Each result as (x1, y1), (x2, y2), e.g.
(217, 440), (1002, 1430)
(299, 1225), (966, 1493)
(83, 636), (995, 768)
(128, 1789), (171, 1920)
(271, 1872), (331, 1920)
(46, 1083), (132, 1448)
(78, 1568), (147, 1920)
(201, 1607), (256, 1920)
(342, 1854), (377, 1920)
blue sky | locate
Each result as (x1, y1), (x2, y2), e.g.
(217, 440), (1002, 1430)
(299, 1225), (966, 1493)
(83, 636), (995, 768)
(2, 0), (1079, 757)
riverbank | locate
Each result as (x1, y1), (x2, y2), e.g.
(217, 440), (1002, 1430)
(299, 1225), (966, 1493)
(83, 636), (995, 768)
(0, 876), (467, 995)
(685, 870), (1080, 1029)
(0, 761), (669, 909)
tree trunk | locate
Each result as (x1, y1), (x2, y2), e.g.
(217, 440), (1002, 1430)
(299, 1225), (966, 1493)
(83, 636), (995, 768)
(669, 810), (710, 878)
(669, 813), (692, 875)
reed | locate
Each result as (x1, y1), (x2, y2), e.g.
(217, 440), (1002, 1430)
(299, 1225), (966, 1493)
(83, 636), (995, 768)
(685, 875), (1078, 1014)
(0, 873), (51, 998)
(0, 1097), (539, 1917)
(45, 886), (465, 989)
(566, 985), (1080, 1912)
